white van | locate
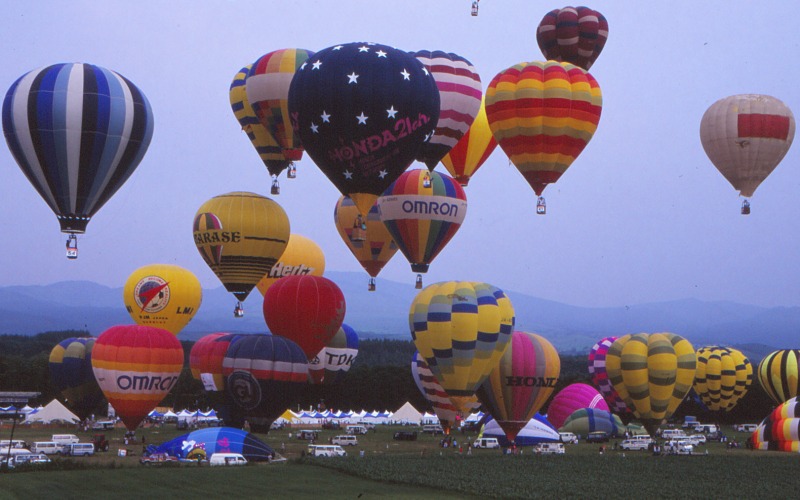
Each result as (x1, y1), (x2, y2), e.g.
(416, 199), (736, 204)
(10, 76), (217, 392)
(332, 435), (358, 446)
(346, 425), (368, 435)
(31, 442), (62, 455)
(559, 432), (579, 444)
(533, 443), (565, 454)
(308, 445), (347, 457)
(62, 443), (95, 456)
(734, 424), (758, 433)
(51, 434), (80, 445)
(661, 429), (687, 440)
(422, 424), (444, 435)
(472, 437), (500, 449)
(0, 440), (27, 449)
(209, 453), (247, 466)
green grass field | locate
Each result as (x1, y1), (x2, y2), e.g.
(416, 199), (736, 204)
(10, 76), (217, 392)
(1, 424), (798, 499)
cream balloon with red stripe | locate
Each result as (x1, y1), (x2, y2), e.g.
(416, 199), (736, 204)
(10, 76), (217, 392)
(700, 94), (795, 198)
(91, 325), (184, 430)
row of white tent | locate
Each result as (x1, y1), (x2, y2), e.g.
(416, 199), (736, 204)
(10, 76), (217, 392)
(1, 400), (80, 424)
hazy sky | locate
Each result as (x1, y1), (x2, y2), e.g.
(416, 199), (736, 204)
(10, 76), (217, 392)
(2, 1), (799, 310)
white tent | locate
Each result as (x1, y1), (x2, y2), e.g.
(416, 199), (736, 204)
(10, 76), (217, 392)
(391, 402), (422, 425)
(24, 399), (79, 424)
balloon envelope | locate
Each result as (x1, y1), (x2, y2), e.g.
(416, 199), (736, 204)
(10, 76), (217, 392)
(757, 349), (800, 404)
(91, 325), (184, 430)
(48, 337), (104, 420)
(588, 336), (629, 415)
(189, 333), (246, 426)
(486, 60), (602, 198)
(333, 195), (398, 279)
(476, 331), (560, 441)
(410, 281), (515, 414)
(263, 275), (346, 360)
(547, 383), (608, 430)
(694, 345), (753, 412)
(753, 397), (800, 452)
(378, 169), (467, 274)
(309, 323), (359, 385)
(289, 42), (440, 216)
(123, 264), (202, 335)
(536, 6), (609, 70)
(700, 94), (795, 198)
(410, 351), (478, 433)
(2, 63), (154, 233)
(605, 333), (697, 436)
(149, 427), (275, 461)
(440, 96), (498, 186)
(193, 192), (290, 303)
(559, 408), (624, 437)
(256, 233), (325, 296)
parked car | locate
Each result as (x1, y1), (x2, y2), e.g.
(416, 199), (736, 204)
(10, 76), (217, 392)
(346, 425), (369, 435)
(706, 431), (727, 442)
(140, 453), (179, 466)
(586, 432), (610, 443)
(92, 420), (116, 430)
(210, 453), (247, 466)
(473, 438), (501, 449)
(532, 443), (565, 455)
(331, 435), (358, 446)
(296, 430), (320, 441)
(62, 443), (95, 456)
(393, 431), (418, 441)
(559, 432), (579, 444)
(11, 453), (50, 466)
(686, 434), (707, 445)
(619, 439), (650, 451)
(665, 440), (694, 455)
(422, 424), (444, 435)
(307, 445), (346, 457)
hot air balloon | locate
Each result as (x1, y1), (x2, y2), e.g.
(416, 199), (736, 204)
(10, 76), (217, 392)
(222, 334), (308, 433)
(193, 191), (290, 317)
(536, 6), (609, 71)
(588, 336), (629, 415)
(246, 49), (315, 193)
(255, 233), (325, 296)
(333, 195), (399, 291)
(546, 383), (607, 430)
(377, 169), (467, 289)
(410, 281), (515, 414)
(309, 323), (359, 385)
(91, 325), (184, 431)
(2, 63), (154, 258)
(48, 337), (104, 420)
(753, 396), (800, 452)
(412, 50), (482, 170)
(559, 408), (625, 436)
(693, 346), (753, 412)
(230, 64), (293, 194)
(700, 94), (795, 214)
(263, 275), (346, 360)
(288, 42), (440, 216)
(476, 331), (560, 441)
(605, 333), (697, 436)
(485, 60), (602, 214)
(189, 333), (246, 427)
(123, 264), (202, 335)
(757, 349), (800, 404)
(441, 96), (498, 186)
(410, 351), (479, 433)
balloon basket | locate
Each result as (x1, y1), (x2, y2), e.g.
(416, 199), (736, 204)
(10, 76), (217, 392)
(536, 197), (546, 215)
(741, 199), (750, 215)
(66, 234), (78, 260)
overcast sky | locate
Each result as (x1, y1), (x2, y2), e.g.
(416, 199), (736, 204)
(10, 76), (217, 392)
(2, 1), (798, 310)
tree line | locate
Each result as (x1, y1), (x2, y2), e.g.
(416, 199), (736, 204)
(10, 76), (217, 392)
(0, 331), (777, 423)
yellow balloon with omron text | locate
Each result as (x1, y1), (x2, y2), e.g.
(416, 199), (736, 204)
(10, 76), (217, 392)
(256, 233), (325, 296)
(123, 264), (202, 335)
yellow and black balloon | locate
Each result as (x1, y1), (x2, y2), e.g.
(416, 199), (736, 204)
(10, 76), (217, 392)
(693, 345), (752, 412)
(123, 264), (202, 335)
(605, 333), (696, 436)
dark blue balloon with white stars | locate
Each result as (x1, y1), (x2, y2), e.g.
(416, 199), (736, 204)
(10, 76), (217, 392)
(289, 42), (439, 202)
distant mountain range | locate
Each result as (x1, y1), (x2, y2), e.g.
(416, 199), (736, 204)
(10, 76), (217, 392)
(1, 271), (796, 360)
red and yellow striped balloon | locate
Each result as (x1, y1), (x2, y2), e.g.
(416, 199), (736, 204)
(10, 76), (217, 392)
(441, 96), (498, 186)
(486, 61), (602, 198)
(91, 325), (184, 430)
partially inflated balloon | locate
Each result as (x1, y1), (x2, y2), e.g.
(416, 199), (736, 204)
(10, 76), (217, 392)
(758, 349), (800, 404)
(378, 169), (467, 276)
(246, 49), (314, 162)
(91, 325), (184, 431)
(588, 336), (629, 415)
(334, 196), (398, 286)
(605, 333), (696, 436)
(230, 64), (292, 177)
(412, 50), (482, 170)
(222, 334), (308, 433)
(2, 63), (154, 234)
(256, 233), (325, 296)
(123, 264), (202, 335)
(193, 192), (290, 306)
(289, 42), (440, 216)
(700, 94), (795, 201)
(486, 61), (602, 200)
(560, 408), (624, 436)
(263, 275), (346, 360)
(309, 323), (359, 385)
(536, 6), (609, 71)
(49, 338), (104, 420)
(441, 96), (498, 186)
(694, 346), (752, 412)
(547, 383), (607, 430)
(410, 281), (514, 414)
(753, 397), (800, 452)
(476, 331), (560, 441)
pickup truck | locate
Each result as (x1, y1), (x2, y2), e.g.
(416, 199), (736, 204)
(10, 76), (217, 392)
(140, 453), (179, 466)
